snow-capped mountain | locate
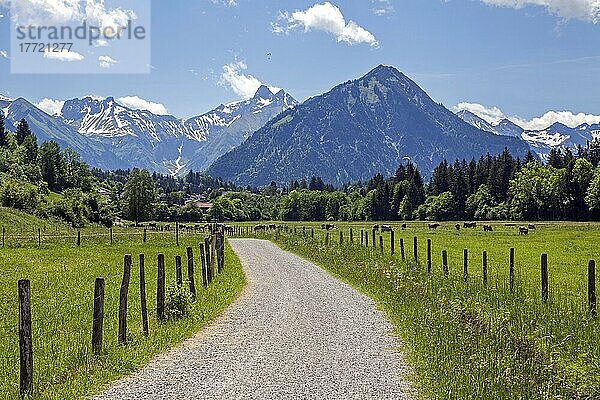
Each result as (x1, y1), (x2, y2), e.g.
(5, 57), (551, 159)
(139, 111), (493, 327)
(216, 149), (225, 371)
(458, 109), (600, 158)
(0, 86), (296, 175)
(456, 110), (523, 138)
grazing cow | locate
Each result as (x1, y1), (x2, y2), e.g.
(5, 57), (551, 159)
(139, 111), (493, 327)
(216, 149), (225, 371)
(380, 225), (393, 232)
(463, 222), (477, 228)
(372, 224), (380, 231)
(519, 226), (529, 235)
(401, 223), (407, 230)
(321, 224), (336, 230)
(269, 224), (277, 230)
(484, 224), (493, 232)
(148, 222), (157, 231)
(455, 224), (461, 231)
(428, 223), (440, 230)
(528, 224), (537, 230)
(254, 225), (267, 232)
(164, 224), (171, 231)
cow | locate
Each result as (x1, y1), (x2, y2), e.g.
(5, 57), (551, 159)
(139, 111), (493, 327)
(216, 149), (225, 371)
(455, 224), (461, 231)
(163, 224), (171, 231)
(528, 224), (537, 230)
(428, 223), (440, 230)
(519, 226), (529, 235)
(321, 224), (336, 230)
(401, 223), (407, 230)
(380, 225), (393, 232)
(254, 225), (267, 232)
(484, 224), (493, 232)
(372, 224), (380, 231)
(269, 224), (277, 230)
(463, 222), (477, 228)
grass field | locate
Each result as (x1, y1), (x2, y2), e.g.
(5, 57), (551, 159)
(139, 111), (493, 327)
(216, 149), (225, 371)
(0, 227), (245, 399)
(233, 221), (600, 399)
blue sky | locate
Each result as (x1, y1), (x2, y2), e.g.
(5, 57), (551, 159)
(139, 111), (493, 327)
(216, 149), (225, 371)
(0, 0), (599, 129)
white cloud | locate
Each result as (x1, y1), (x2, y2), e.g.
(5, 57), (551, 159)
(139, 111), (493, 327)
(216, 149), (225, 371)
(372, 0), (394, 16)
(454, 102), (506, 124)
(1, 0), (82, 25)
(36, 98), (65, 115)
(513, 111), (600, 130)
(116, 96), (169, 115)
(93, 39), (109, 47)
(1, 0), (136, 27)
(98, 55), (117, 68)
(477, 0), (600, 23)
(43, 50), (84, 62)
(220, 61), (280, 99)
(455, 101), (600, 130)
(272, 2), (379, 47)
(84, 0), (136, 31)
(211, 0), (238, 6)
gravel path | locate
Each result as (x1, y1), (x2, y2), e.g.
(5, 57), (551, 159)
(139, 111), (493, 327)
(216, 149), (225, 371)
(94, 239), (414, 400)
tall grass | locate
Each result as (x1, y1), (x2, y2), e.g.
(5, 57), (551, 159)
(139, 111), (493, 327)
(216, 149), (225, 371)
(0, 233), (245, 399)
(248, 223), (599, 399)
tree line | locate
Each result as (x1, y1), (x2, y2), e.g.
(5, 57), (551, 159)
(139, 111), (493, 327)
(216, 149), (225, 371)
(208, 143), (600, 222)
(4, 113), (600, 225)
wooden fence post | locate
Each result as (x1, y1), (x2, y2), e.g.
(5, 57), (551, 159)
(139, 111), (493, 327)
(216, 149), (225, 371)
(187, 247), (196, 301)
(442, 250), (449, 276)
(92, 277), (104, 354)
(139, 254), (149, 336)
(118, 254), (132, 344)
(200, 244), (208, 288)
(143, 228), (147, 243)
(400, 238), (405, 261)
(157, 254), (165, 321)
(110, 228), (113, 245)
(350, 228), (353, 243)
(326, 232), (329, 246)
(379, 235), (383, 252)
(218, 232), (224, 273)
(360, 230), (364, 246)
(510, 248), (515, 293)
(541, 254), (549, 303)
(390, 230), (395, 255)
(365, 231), (369, 247)
(463, 249), (469, 282)
(311, 228), (314, 238)
(175, 256), (182, 288)
(589, 260), (597, 317)
(204, 237), (213, 284)
(483, 251), (488, 286)
(176, 222), (179, 247)
(77, 230), (81, 247)
(18, 279), (33, 397)
(372, 229), (376, 248)
(413, 237), (418, 263)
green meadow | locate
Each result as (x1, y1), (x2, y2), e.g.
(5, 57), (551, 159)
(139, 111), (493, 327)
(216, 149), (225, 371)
(238, 221), (600, 399)
(0, 220), (245, 399)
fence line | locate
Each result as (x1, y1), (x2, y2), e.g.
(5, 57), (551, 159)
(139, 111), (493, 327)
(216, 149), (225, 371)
(15, 228), (227, 397)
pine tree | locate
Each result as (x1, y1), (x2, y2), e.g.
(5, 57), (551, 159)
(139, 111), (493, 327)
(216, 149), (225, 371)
(0, 113), (7, 147)
(524, 150), (537, 164)
(16, 118), (32, 145)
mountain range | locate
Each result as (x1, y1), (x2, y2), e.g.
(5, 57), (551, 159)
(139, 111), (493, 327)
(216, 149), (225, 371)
(1, 86), (297, 175)
(3, 64), (599, 186)
(208, 65), (530, 186)
(457, 110), (600, 158)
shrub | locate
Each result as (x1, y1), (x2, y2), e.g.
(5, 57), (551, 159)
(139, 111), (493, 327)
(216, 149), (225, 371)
(165, 282), (192, 320)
